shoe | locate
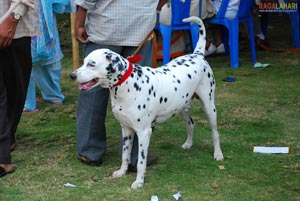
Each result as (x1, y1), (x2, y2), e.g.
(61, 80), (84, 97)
(128, 154), (157, 173)
(205, 42), (216, 56)
(23, 108), (39, 114)
(215, 43), (225, 54)
(76, 154), (103, 166)
(0, 164), (16, 178)
(36, 97), (64, 106)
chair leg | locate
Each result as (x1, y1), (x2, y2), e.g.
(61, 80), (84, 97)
(228, 21), (239, 68)
(247, 18), (257, 64)
(159, 27), (172, 64)
(289, 12), (300, 48)
(190, 24), (199, 51)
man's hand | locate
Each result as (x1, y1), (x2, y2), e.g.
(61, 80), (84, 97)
(0, 16), (18, 48)
(75, 26), (89, 43)
(75, 6), (89, 43)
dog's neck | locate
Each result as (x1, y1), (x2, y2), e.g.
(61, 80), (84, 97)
(114, 62), (133, 87)
(113, 55), (142, 87)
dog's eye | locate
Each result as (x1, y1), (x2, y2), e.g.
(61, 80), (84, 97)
(87, 61), (96, 68)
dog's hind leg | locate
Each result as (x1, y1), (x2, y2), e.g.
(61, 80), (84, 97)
(196, 76), (224, 161)
(180, 110), (195, 149)
(131, 127), (152, 189)
(113, 126), (135, 178)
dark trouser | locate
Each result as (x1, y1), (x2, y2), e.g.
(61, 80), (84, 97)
(76, 40), (153, 164)
(0, 37), (32, 164)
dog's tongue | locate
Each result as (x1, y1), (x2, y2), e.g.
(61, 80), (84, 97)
(79, 79), (99, 90)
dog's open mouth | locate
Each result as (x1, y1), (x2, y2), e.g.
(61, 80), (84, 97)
(79, 78), (99, 90)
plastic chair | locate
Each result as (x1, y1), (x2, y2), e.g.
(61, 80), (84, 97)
(156, 0), (199, 64)
(289, 10), (300, 48)
(206, 0), (256, 68)
(260, 0), (299, 48)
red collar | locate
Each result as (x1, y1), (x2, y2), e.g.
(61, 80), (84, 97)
(114, 62), (133, 86)
(114, 55), (142, 87)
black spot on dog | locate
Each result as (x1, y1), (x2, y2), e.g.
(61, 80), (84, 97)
(189, 116), (194, 124)
(141, 150), (145, 159)
(187, 74), (191, 79)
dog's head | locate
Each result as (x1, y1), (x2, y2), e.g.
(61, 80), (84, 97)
(70, 48), (127, 90)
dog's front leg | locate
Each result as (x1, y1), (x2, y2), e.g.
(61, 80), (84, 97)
(131, 127), (152, 189)
(113, 126), (134, 178)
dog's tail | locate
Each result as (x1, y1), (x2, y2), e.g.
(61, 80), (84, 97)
(182, 16), (206, 56)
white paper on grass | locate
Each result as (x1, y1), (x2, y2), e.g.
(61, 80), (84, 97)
(64, 183), (76, 188)
(253, 146), (289, 154)
(151, 195), (158, 201)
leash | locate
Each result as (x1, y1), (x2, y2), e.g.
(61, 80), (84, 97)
(0, 0), (35, 24)
(115, 31), (156, 87)
(129, 30), (158, 68)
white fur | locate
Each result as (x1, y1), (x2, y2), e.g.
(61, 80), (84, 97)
(71, 17), (224, 189)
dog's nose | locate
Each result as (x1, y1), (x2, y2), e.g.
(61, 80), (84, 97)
(70, 73), (77, 81)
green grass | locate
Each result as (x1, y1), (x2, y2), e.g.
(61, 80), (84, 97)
(1, 14), (300, 200)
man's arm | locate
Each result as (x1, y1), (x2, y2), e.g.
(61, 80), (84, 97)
(0, 0), (30, 48)
(75, 6), (89, 43)
(157, 0), (168, 11)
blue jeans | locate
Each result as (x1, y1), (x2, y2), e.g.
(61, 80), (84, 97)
(76, 40), (153, 164)
(24, 61), (65, 111)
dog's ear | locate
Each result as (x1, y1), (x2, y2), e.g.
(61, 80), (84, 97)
(106, 52), (125, 72)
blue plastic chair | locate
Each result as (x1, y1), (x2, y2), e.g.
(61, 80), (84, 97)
(289, 10), (300, 48)
(261, 0), (300, 48)
(156, 0), (199, 64)
(206, 0), (256, 68)
(260, 0), (299, 48)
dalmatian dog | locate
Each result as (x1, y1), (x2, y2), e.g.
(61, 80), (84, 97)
(70, 16), (224, 189)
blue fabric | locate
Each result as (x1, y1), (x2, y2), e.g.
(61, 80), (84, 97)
(31, 0), (71, 64)
(24, 0), (69, 111)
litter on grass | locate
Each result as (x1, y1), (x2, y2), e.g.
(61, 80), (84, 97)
(64, 183), (76, 188)
(253, 146), (289, 154)
(150, 195), (158, 201)
(218, 165), (225, 170)
(173, 191), (181, 200)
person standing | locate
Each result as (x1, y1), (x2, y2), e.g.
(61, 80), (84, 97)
(75, 0), (167, 170)
(0, 0), (39, 177)
(23, 0), (72, 114)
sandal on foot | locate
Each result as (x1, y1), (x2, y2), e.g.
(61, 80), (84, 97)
(0, 164), (16, 178)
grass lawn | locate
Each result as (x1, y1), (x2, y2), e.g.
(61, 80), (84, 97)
(0, 14), (299, 200)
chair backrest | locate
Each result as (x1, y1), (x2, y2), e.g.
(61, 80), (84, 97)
(171, 0), (192, 25)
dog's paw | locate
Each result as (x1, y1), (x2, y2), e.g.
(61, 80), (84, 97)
(112, 169), (126, 178)
(214, 152), (224, 161)
(181, 142), (192, 149)
(131, 180), (144, 189)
